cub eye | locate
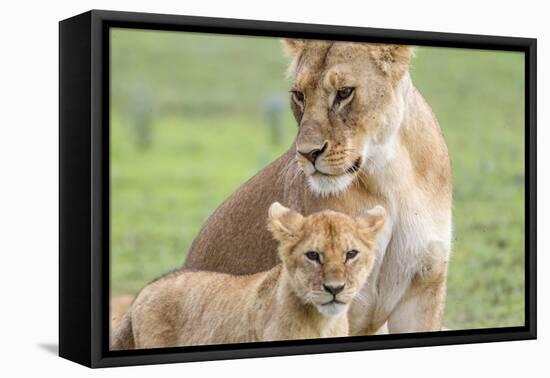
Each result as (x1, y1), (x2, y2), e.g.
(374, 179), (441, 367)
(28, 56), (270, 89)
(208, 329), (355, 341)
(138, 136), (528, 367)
(345, 250), (359, 262)
(291, 90), (305, 104)
(336, 87), (354, 102)
(305, 251), (321, 263)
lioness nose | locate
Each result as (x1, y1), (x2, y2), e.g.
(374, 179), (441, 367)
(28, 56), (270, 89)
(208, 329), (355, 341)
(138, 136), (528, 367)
(323, 283), (345, 296)
(298, 142), (328, 164)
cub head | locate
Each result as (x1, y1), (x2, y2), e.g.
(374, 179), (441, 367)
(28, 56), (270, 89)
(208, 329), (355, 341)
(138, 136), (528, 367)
(283, 39), (414, 196)
(268, 202), (385, 317)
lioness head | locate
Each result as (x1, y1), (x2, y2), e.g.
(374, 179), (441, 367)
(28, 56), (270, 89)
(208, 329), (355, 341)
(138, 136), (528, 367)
(268, 202), (385, 316)
(283, 39), (414, 196)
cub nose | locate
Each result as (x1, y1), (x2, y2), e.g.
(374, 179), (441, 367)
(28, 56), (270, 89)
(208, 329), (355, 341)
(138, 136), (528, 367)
(298, 142), (328, 164)
(323, 283), (345, 296)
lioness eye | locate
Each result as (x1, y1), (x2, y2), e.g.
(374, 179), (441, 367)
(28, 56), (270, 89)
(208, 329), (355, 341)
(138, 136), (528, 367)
(291, 90), (305, 104)
(345, 250), (359, 261)
(305, 251), (321, 263)
(336, 87), (354, 101)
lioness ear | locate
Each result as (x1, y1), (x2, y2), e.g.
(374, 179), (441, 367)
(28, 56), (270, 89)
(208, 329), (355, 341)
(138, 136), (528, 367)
(281, 38), (306, 56)
(357, 205), (386, 239)
(268, 202), (304, 242)
(368, 44), (415, 79)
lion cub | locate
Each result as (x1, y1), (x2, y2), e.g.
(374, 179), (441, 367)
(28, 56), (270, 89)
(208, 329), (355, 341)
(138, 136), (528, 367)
(111, 203), (385, 350)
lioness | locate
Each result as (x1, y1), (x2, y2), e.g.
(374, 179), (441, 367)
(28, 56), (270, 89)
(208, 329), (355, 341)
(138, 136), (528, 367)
(184, 40), (452, 335)
(111, 203), (385, 349)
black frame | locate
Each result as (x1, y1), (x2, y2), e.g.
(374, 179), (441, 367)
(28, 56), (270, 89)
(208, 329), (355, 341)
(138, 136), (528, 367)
(59, 9), (537, 368)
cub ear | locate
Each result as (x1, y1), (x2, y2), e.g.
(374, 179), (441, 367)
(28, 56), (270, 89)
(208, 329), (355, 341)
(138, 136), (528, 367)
(357, 205), (386, 239)
(281, 38), (306, 56)
(268, 202), (304, 242)
(367, 44), (415, 79)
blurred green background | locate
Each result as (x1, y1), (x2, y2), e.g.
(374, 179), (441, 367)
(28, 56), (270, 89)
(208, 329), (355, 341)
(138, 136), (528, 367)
(110, 28), (525, 330)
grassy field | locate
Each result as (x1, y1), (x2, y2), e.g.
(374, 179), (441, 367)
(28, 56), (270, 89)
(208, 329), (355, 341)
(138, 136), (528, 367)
(110, 29), (525, 330)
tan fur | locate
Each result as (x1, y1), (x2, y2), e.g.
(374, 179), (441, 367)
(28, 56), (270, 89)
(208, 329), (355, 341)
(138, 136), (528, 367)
(110, 294), (134, 330)
(111, 204), (385, 349)
(184, 40), (452, 334)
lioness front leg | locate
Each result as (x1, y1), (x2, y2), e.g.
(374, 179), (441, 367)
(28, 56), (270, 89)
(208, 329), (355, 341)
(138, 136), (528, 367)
(387, 242), (449, 333)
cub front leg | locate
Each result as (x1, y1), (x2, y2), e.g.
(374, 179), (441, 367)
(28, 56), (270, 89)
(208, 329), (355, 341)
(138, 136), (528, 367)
(387, 241), (449, 333)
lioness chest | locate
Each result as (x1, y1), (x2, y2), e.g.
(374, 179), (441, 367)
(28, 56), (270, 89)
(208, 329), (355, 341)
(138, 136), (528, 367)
(313, 184), (451, 335)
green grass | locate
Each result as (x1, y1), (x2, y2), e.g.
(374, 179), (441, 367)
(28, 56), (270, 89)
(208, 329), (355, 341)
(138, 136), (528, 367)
(110, 29), (525, 330)
(110, 114), (296, 294)
(411, 47), (525, 329)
